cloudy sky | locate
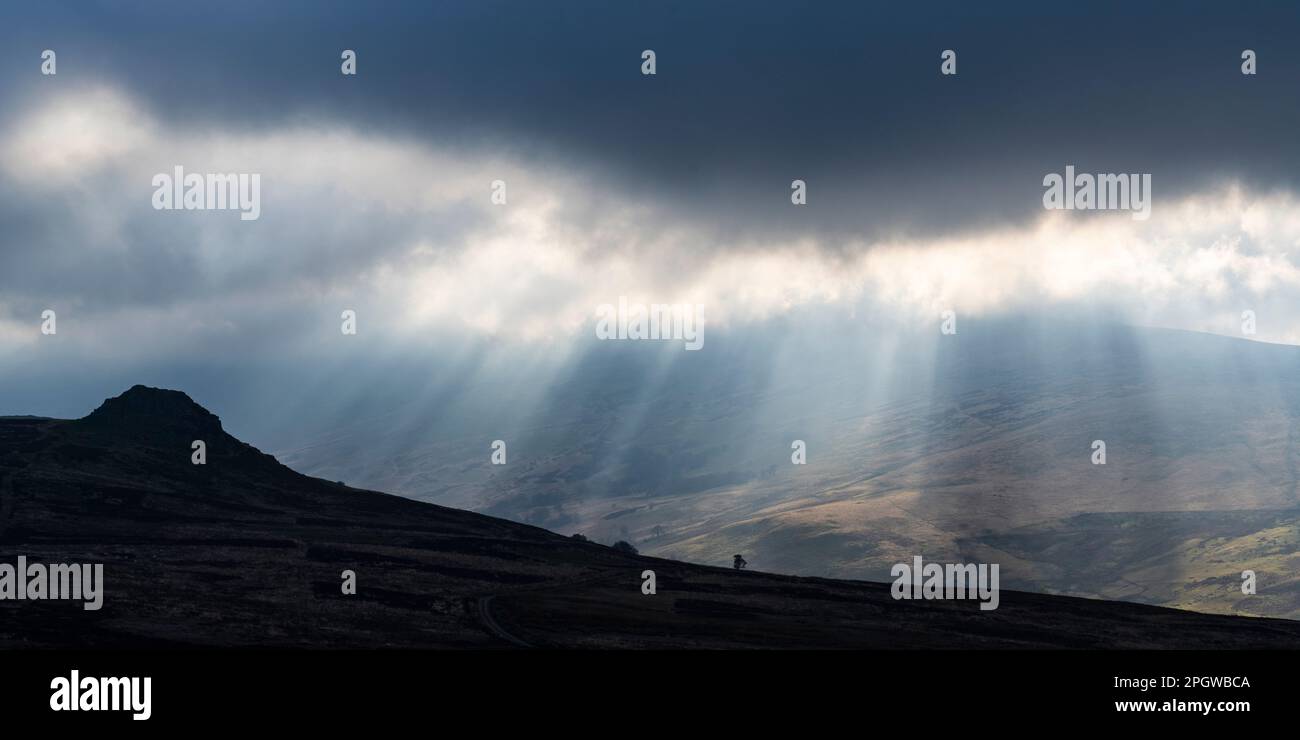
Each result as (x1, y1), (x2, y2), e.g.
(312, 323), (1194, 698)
(2, 1), (1300, 434)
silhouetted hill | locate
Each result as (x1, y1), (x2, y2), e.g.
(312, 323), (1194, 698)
(81, 385), (221, 433)
(2, 386), (1299, 648)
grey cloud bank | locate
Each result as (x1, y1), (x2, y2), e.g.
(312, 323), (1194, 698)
(3, 1), (1300, 241)
(3, 0), (1300, 436)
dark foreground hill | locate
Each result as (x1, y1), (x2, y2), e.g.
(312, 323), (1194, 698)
(2, 385), (1299, 649)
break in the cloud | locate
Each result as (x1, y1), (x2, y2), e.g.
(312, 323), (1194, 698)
(3, 82), (1300, 360)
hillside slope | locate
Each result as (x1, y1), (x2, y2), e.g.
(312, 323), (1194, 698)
(2, 385), (1299, 648)
(280, 324), (1300, 619)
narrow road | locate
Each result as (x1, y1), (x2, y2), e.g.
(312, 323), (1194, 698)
(474, 595), (533, 648)
(471, 569), (624, 648)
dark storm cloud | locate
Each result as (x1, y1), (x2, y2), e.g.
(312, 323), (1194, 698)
(3, 0), (1299, 246)
(4, 0), (1300, 440)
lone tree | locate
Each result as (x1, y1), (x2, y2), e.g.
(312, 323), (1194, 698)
(733, 554), (748, 570)
(612, 540), (639, 555)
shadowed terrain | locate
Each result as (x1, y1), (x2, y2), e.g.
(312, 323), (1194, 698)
(281, 323), (1300, 619)
(2, 385), (1300, 648)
